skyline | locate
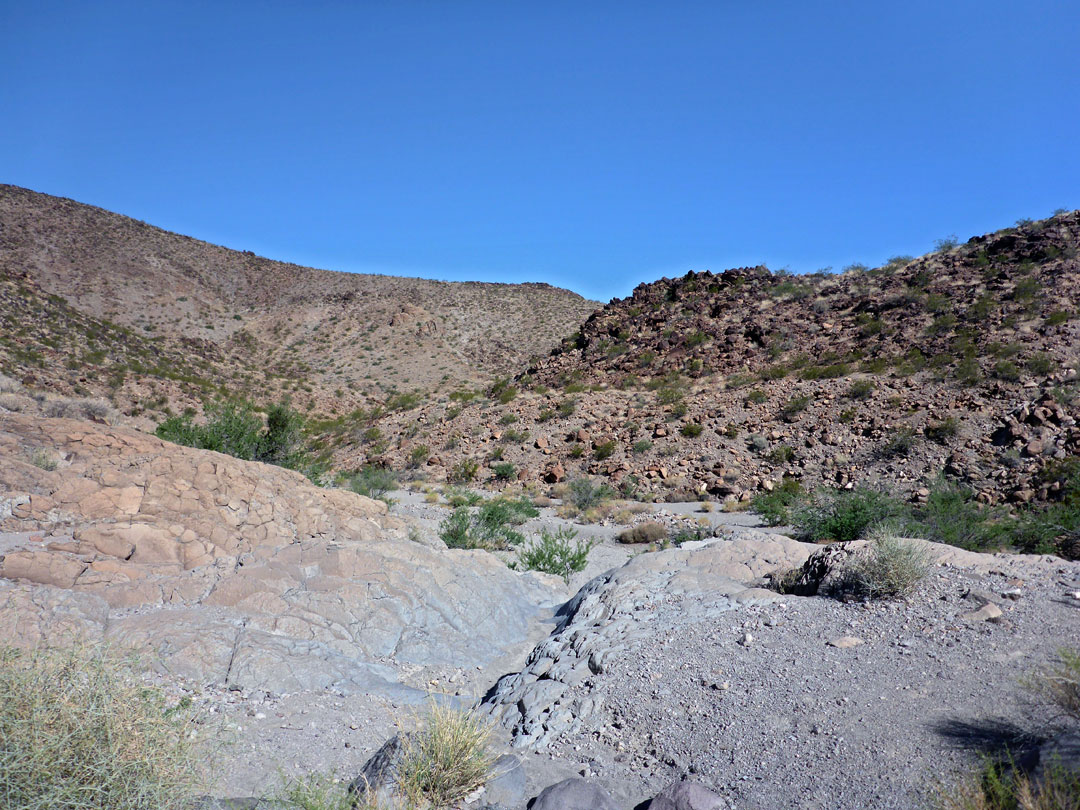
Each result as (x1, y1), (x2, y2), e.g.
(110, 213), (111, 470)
(3, 1), (1079, 301)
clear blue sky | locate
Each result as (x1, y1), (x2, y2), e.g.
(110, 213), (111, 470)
(3, 1), (1078, 302)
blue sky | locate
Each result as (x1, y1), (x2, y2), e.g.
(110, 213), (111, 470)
(2, 1), (1078, 302)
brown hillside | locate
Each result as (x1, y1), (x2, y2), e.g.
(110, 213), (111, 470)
(0, 184), (598, 418)
(360, 213), (1079, 508)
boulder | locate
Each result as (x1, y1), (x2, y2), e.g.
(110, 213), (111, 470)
(531, 778), (619, 810)
(648, 779), (727, 810)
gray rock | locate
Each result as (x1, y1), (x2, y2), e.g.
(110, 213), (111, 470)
(349, 734), (407, 802)
(485, 754), (527, 809)
(531, 778), (620, 810)
(647, 779), (727, 810)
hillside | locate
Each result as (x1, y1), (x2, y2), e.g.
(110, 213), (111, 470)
(0, 184), (598, 419)
(360, 212), (1079, 509)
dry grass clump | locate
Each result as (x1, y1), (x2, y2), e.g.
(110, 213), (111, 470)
(935, 760), (1080, 810)
(846, 525), (934, 599)
(42, 395), (116, 423)
(1026, 648), (1080, 723)
(395, 703), (495, 809)
(0, 643), (207, 810)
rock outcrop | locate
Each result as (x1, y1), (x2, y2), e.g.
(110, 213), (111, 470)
(0, 413), (560, 697)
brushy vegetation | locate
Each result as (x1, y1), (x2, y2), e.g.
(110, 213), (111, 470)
(157, 400), (313, 473)
(438, 496), (537, 550)
(792, 487), (905, 544)
(0, 644), (207, 810)
(516, 527), (593, 584)
(566, 477), (615, 511)
(345, 464), (399, 503)
(751, 478), (804, 526)
(935, 647), (1080, 809)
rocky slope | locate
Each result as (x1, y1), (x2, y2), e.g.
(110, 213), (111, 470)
(0, 184), (598, 418)
(362, 213), (1079, 509)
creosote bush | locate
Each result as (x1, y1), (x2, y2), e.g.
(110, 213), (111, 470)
(793, 487), (904, 544)
(0, 643), (207, 810)
(516, 527), (593, 584)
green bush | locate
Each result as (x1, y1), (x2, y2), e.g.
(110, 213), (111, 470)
(594, 440), (617, 460)
(766, 444), (795, 464)
(492, 462), (516, 481)
(679, 423), (703, 438)
(780, 395), (811, 421)
(632, 439), (653, 454)
(904, 479), (1008, 551)
(793, 487), (904, 543)
(395, 704), (495, 810)
(517, 527), (593, 584)
(925, 417), (959, 444)
(847, 379), (875, 400)
(448, 458), (480, 483)
(439, 498), (535, 550)
(750, 478), (804, 526)
(567, 477), (614, 511)
(346, 465), (398, 503)
(156, 400), (308, 471)
(0, 644), (206, 810)
(881, 425), (919, 458)
(444, 487), (483, 508)
(408, 445), (431, 468)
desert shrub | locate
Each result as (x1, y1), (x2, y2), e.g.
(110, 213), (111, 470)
(557, 399), (576, 418)
(1027, 352), (1056, 376)
(925, 417), (960, 444)
(567, 477), (614, 511)
(759, 364), (788, 381)
(680, 423), (703, 438)
(346, 465), (398, 503)
(904, 479), (1008, 552)
(439, 507), (521, 550)
(492, 462), (516, 481)
(386, 390), (423, 411)
(881, 425), (919, 458)
(277, 772), (353, 810)
(751, 478), (804, 525)
(993, 360), (1022, 382)
(1046, 309), (1073, 327)
(767, 445), (795, 464)
(491, 379), (518, 404)
(934, 235), (959, 251)
(0, 644), (206, 810)
(749, 434), (769, 452)
(847, 379), (875, 400)
(632, 439), (653, 454)
(517, 527), (593, 584)
(448, 458), (480, 483)
(845, 525), (933, 599)
(1026, 647), (1080, 723)
(29, 448), (58, 471)
(395, 704), (495, 810)
(668, 525), (709, 546)
(780, 395), (811, 421)
(722, 423), (740, 439)
(594, 440), (617, 460)
(480, 496), (538, 526)
(409, 445), (432, 468)
(444, 487), (483, 508)
(935, 758), (1080, 810)
(747, 389), (769, 404)
(569, 445), (585, 458)
(617, 522), (668, 545)
(156, 400), (308, 470)
(793, 487), (905, 543)
(499, 413), (518, 425)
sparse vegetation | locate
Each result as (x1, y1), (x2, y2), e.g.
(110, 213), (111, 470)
(346, 465), (399, 503)
(751, 478), (804, 525)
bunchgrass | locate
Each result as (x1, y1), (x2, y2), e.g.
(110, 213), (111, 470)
(0, 643), (208, 810)
(396, 704), (495, 809)
(845, 524), (933, 600)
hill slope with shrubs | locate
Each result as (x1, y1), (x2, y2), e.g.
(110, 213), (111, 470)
(358, 212), (1079, 542)
(0, 184), (598, 420)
